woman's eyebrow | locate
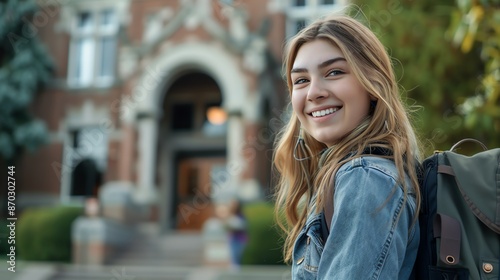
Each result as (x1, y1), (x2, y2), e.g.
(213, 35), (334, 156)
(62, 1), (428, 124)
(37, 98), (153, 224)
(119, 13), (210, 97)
(291, 57), (347, 73)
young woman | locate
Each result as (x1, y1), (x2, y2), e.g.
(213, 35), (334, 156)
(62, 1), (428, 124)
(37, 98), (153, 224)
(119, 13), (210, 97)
(273, 14), (422, 279)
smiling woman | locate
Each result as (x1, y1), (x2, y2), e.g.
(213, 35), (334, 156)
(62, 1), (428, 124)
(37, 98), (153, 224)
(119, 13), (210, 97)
(273, 14), (422, 280)
(290, 40), (371, 147)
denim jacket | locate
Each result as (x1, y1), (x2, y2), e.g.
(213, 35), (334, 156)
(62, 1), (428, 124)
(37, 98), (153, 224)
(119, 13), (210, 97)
(291, 156), (419, 280)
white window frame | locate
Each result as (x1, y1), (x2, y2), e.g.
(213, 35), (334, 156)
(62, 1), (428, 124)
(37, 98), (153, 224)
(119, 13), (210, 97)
(286, 0), (346, 38)
(67, 8), (119, 88)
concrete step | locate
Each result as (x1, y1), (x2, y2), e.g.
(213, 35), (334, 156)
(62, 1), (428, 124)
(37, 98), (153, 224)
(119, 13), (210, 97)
(50, 265), (191, 280)
(49, 265), (290, 280)
(110, 225), (204, 267)
(0, 262), (290, 280)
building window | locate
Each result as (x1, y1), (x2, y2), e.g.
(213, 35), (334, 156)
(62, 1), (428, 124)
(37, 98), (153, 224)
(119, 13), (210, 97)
(68, 9), (118, 88)
(294, 0), (306, 6)
(69, 126), (108, 197)
(287, 0), (343, 37)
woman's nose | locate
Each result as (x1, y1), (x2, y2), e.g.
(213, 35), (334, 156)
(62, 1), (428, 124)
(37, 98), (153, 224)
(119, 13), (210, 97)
(307, 79), (328, 101)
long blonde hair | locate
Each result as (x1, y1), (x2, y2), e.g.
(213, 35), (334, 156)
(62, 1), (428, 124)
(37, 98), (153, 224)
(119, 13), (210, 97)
(273, 14), (422, 263)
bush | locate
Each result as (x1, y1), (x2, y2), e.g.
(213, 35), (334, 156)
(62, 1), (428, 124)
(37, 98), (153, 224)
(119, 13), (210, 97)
(17, 206), (83, 262)
(241, 201), (285, 265)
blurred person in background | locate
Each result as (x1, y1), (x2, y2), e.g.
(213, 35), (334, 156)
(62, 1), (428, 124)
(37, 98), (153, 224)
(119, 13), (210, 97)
(224, 199), (248, 271)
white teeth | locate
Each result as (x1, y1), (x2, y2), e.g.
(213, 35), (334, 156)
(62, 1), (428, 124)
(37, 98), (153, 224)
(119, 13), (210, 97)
(311, 107), (338, 117)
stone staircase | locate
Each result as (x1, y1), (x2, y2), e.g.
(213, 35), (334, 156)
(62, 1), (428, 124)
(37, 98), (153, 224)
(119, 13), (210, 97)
(2, 223), (290, 280)
(51, 223), (204, 280)
(49, 265), (197, 280)
(47, 265), (290, 280)
(110, 224), (204, 267)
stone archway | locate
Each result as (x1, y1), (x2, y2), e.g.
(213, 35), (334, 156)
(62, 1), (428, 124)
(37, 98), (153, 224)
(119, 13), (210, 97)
(160, 72), (226, 230)
(128, 42), (249, 230)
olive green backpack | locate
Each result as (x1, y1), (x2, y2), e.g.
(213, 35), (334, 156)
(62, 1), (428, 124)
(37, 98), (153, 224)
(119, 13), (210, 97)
(413, 139), (500, 279)
(320, 139), (500, 279)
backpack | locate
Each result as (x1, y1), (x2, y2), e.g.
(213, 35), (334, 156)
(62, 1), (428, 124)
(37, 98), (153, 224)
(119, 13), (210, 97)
(321, 139), (500, 279)
(412, 138), (500, 279)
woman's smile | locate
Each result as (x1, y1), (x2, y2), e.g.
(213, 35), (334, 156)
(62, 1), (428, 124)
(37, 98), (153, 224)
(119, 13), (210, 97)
(309, 106), (341, 118)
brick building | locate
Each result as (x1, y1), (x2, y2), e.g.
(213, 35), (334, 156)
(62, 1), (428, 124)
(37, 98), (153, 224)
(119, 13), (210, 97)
(18, 0), (345, 231)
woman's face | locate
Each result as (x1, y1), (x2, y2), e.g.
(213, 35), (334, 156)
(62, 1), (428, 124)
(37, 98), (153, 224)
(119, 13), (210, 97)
(290, 39), (371, 146)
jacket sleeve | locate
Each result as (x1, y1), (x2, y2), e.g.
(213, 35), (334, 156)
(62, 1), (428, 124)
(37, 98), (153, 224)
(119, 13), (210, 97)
(317, 165), (414, 279)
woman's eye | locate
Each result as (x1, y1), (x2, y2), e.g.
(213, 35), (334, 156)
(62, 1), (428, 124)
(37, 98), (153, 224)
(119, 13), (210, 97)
(327, 70), (344, 76)
(294, 78), (308, 85)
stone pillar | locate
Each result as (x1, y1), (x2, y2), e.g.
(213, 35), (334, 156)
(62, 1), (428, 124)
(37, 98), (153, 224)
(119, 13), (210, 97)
(118, 124), (135, 182)
(72, 217), (134, 265)
(202, 217), (230, 267)
(100, 181), (147, 224)
(225, 114), (245, 200)
(135, 114), (159, 204)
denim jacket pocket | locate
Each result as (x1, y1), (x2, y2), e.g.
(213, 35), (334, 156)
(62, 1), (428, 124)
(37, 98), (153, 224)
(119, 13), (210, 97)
(293, 214), (325, 279)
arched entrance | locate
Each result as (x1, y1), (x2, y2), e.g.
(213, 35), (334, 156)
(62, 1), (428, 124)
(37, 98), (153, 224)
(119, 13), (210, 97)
(159, 72), (227, 230)
(129, 42), (248, 232)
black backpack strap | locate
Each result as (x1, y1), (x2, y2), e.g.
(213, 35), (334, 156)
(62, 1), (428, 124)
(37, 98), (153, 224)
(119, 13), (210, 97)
(320, 209), (330, 244)
(320, 185), (334, 243)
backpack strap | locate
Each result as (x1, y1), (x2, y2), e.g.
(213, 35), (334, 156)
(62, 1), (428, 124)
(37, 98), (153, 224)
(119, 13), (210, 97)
(321, 184), (334, 242)
(450, 138), (488, 152)
(321, 147), (392, 242)
(433, 213), (461, 265)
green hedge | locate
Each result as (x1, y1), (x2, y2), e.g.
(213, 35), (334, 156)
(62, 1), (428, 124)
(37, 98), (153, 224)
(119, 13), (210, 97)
(241, 202), (285, 265)
(17, 206), (83, 262)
